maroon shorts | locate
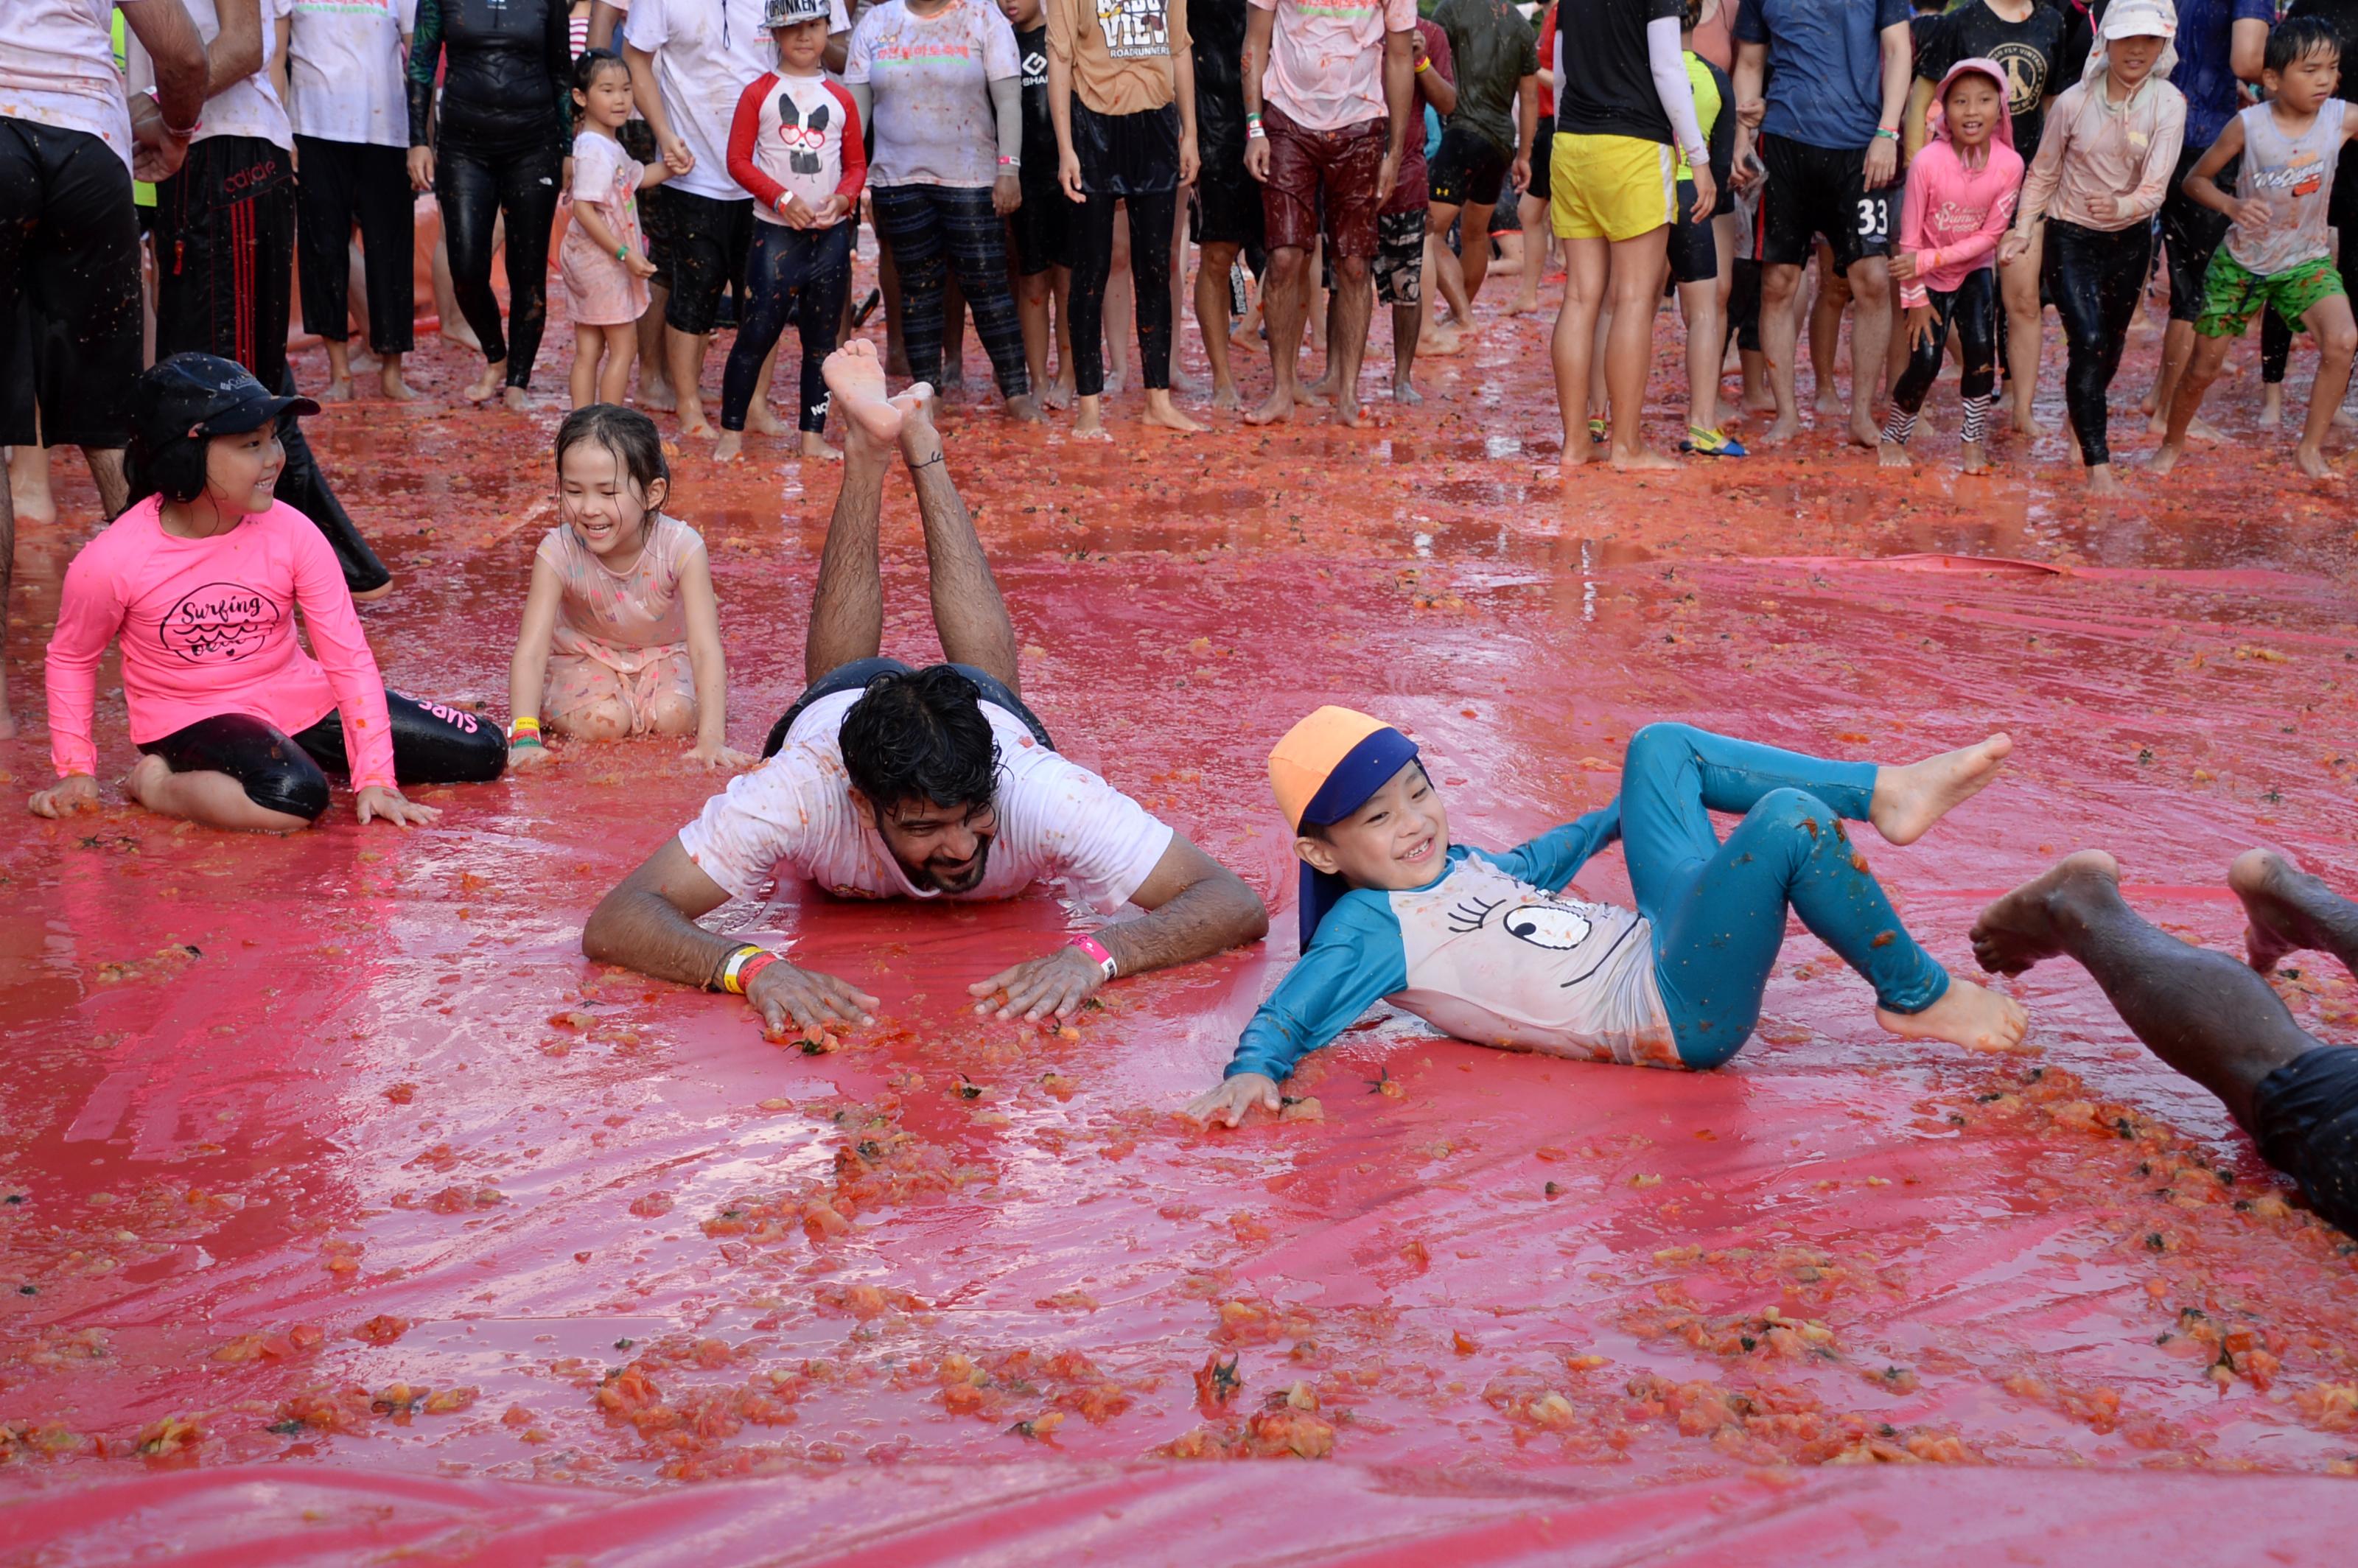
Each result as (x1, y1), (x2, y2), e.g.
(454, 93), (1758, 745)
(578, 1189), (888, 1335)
(1260, 103), (1387, 260)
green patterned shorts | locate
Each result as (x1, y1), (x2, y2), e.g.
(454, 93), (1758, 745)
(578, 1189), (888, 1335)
(2195, 249), (2345, 338)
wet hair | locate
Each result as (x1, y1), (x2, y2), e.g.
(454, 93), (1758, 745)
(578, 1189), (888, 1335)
(1679, 0), (1702, 29)
(2267, 15), (2340, 75)
(573, 46), (631, 98)
(839, 666), (1001, 815)
(554, 402), (668, 506)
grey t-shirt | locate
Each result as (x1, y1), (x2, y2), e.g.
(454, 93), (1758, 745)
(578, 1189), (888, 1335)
(1432, 0), (1539, 155)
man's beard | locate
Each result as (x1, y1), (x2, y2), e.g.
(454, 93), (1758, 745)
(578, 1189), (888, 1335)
(901, 833), (995, 893)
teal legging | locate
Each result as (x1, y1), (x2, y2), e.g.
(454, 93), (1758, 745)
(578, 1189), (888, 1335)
(1620, 724), (1951, 1067)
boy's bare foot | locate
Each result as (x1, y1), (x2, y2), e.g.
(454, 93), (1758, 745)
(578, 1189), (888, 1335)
(823, 341), (906, 444)
(1245, 388), (1295, 426)
(501, 385), (529, 413)
(2228, 847), (2350, 975)
(2295, 441), (2337, 480)
(2258, 385), (2284, 429)
(1870, 733), (2013, 846)
(1813, 388), (1845, 420)
(2149, 410), (2222, 441)
(1970, 850), (2123, 976)
(2145, 442), (2184, 477)
(1210, 379), (1242, 413)
(1298, 373), (1336, 407)
(1170, 364), (1208, 396)
(1502, 296), (1532, 318)
(1142, 391), (1204, 433)
(1960, 440), (1988, 475)
(1847, 410), (1882, 448)
(712, 430), (744, 463)
(2086, 463), (2119, 496)
(380, 361), (416, 402)
(1758, 410), (1799, 446)
(746, 399), (788, 436)
(1878, 975), (2032, 1053)
(1392, 377), (1423, 406)
(801, 430), (843, 461)
(463, 363), (505, 403)
(1228, 320), (1262, 353)
(1877, 439), (1912, 469)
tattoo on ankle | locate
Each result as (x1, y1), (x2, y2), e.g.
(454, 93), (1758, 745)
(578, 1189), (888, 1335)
(909, 452), (945, 470)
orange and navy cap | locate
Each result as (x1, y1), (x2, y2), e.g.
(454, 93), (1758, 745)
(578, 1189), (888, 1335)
(1269, 706), (1421, 945)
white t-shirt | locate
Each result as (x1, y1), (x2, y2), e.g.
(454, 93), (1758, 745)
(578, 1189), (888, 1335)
(676, 688), (1175, 910)
(0, 0), (140, 166)
(168, 0), (295, 152)
(286, 0), (415, 147)
(626, 0), (848, 201)
(844, 0), (1021, 189)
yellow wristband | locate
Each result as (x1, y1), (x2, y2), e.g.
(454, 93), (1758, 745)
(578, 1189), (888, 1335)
(1414, 57), (1430, 73)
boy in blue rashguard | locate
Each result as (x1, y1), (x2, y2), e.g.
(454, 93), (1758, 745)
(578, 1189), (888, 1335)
(1185, 707), (2029, 1126)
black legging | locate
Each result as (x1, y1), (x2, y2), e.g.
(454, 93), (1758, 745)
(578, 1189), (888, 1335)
(140, 691), (507, 821)
(2048, 219), (2151, 468)
(1890, 268), (1999, 417)
(437, 143), (561, 389)
(1069, 187), (1178, 398)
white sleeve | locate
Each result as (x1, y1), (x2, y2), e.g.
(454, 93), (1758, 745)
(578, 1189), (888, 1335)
(674, 754), (833, 900)
(1646, 15), (1706, 165)
(623, 0), (665, 52)
(1004, 755), (1178, 914)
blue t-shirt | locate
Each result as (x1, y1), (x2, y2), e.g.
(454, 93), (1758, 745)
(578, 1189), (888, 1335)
(1734, 0), (1914, 150)
(2169, 0), (2277, 151)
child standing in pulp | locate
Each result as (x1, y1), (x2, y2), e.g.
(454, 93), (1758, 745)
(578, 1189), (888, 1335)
(508, 406), (746, 767)
(2150, 17), (2358, 483)
(1673, 0), (1742, 458)
(2001, 0), (2183, 495)
(717, 0), (868, 462)
(564, 49), (675, 410)
(1879, 58), (2022, 473)
(1049, 0), (1203, 438)
(1005, 0), (1079, 410)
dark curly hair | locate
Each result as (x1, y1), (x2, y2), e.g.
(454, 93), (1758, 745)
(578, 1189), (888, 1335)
(838, 666), (1001, 813)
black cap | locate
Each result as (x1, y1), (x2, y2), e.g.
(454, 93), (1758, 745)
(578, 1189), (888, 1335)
(135, 353), (318, 447)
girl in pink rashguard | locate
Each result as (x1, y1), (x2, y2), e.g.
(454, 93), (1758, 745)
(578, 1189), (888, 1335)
(504, 405), (746, 768)
(1878, 57), (2024, 475)
(29, 357), (506, 833)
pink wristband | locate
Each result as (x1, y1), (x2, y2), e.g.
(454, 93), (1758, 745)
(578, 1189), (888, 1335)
(1067, 933), (1118, 980)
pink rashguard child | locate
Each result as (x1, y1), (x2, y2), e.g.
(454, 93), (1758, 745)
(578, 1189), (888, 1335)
(1881, 57), (2023, 462)
(37, 356), (505, 827)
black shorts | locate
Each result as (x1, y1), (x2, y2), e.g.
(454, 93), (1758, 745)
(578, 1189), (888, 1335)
(1192, 154), (1264, 251)
(139, 693), (505, 821)
(0, 116), (144, 449)
(1074, 99), (1180, 198)
(663, 188), (754, 335)
(1009, 175), (1072, 275)
(1755, 132), (1892, 270)
(2162, 143), (2237, 323)
(2252, 1043), (2358, 1238)
(618, 119), (674, 290)
(1525, 113), (1553, 201)
(1667, 179), (1716, 285)
(1429, 125), (1511, 209)
(763, 657), (1056, 760)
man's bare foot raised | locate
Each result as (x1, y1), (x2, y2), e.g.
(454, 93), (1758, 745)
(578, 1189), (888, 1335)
(1970, 850), (2122, 976)
(823, 341), (908, 444)
(1878, 974), (2032, 1051)
(1869, 733), (2012, 845)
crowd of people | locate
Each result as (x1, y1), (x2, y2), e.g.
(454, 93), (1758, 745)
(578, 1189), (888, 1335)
(3, 0), (2357, 1246)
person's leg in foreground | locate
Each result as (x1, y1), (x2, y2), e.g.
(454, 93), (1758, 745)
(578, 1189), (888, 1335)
(1973, 850), (2358, 1235)
(1620, 721), (2028, 1065)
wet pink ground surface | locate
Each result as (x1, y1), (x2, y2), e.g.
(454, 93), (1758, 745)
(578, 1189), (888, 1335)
(5, 258), (2358, 1562)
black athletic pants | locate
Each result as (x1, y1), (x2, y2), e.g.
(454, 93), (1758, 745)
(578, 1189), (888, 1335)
(293, 136), (416, 355)
(155, 136), (391, 595)
(2048, 219), (2150, 468)
(141, 693), (506, 821)
(1890, 270), (1998, 416)
(435, 141), (561, 389)
(0, 116), (143, 449)
(1066, 102), (1181, 399)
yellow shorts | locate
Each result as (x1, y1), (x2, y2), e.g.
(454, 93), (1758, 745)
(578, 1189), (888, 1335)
(1550, 133), (1676, 242)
